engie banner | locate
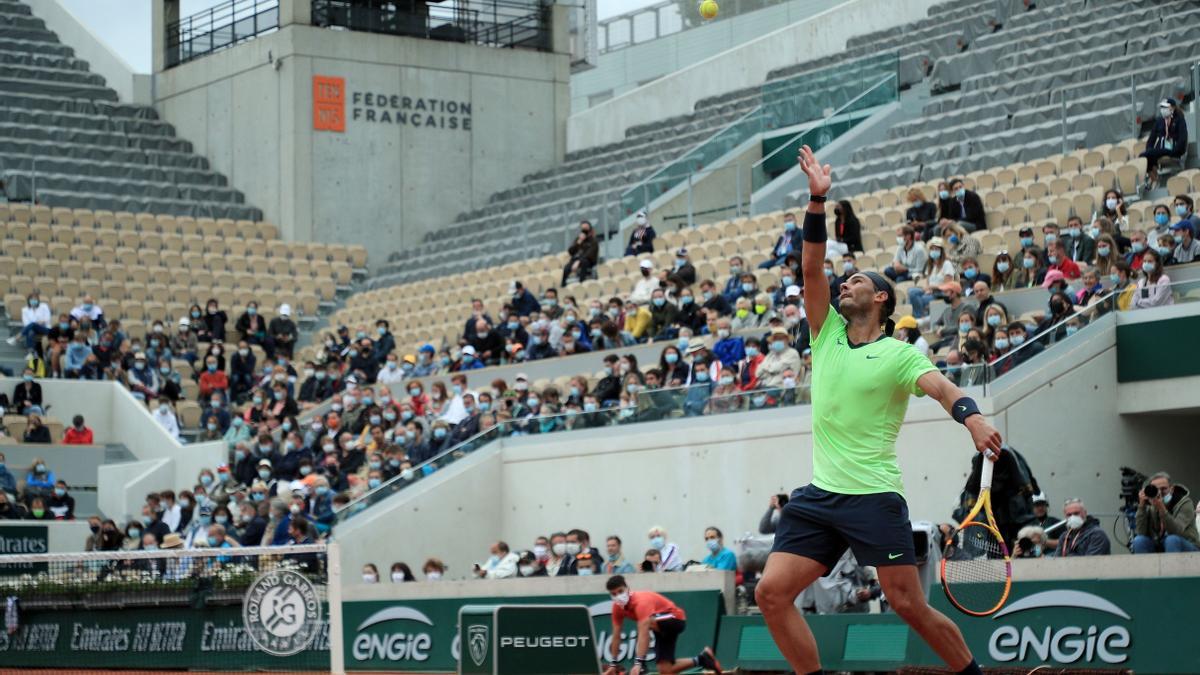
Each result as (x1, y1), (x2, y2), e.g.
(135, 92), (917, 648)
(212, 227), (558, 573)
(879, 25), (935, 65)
(342, 589), (723, 671)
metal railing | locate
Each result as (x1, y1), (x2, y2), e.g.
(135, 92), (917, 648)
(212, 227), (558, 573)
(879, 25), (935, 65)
(620, 52), (898, 223)
(311, 0), (551, 51)
(751, 71), (898, 193)
(597, 0), (792, 54)
(334, 383), (809, 523)
(166, 0), (280, 68)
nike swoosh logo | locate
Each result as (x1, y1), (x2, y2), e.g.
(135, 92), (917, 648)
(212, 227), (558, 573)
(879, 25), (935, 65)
(866, 355), (880, 360)
(837, 339), (845, 346)
(888, 553), (903, 560)
(957, 405), (967, 412)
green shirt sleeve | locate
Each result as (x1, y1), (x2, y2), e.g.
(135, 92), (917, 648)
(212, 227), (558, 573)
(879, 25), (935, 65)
(895, 341), (938, 396)
(812, 305), (845, 350)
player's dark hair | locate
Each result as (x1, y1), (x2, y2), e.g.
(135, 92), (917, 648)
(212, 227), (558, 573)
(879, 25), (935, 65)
(607, 535), (622, 545)
(705, 526), (723, 539)
(606, 575), (627, 591)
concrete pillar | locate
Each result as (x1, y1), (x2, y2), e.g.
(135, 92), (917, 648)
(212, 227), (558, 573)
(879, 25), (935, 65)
(280, 0), (312, 28)
(151, 0), (180, 73)
(549, 3), (569, 55)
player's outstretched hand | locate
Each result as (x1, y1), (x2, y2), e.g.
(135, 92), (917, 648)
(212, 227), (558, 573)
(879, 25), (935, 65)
(797, 144), (832, 197)
(966, 416), (1003, 459)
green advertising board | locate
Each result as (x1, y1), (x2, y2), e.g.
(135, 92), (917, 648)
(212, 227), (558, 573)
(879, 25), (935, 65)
(0, 605), (330, 670)
(344, 589), (722, 672)
(459, 604), (599, 675)
(0, 525), (49, 576)
(718, 577), (1200, 673)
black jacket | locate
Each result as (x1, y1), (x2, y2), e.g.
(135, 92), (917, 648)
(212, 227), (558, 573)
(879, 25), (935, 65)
(702, 294), (731, 317)
(1056, 516), (1111, 556)
(201, 310), (228, 342)
(939, 190), (987, 231)
(23, 425), (51, 443)
(269, 316), (298, 343)
(592, 375), (621, 405)
(1146, 112), (1187, 156)
(236, 312), (269, 341)
(240, 515), (268, 547)
(12, 381), (42, 410)
(625, 225), (656, 256)
(954, 447), (1039, 545)
(569, 235), (599, 266)
(906, 201), (938, 230)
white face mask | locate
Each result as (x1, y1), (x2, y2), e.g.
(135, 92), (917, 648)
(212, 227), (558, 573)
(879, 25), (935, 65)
(552, 543), (567, 556)
(1065, 514), (1084, 530)
(613, 591), (631, 607)
(425, 571), (442, 580)
(363, 573), (377, 583)
(391, 572), (405, 582)
(519, 565), (535, 576)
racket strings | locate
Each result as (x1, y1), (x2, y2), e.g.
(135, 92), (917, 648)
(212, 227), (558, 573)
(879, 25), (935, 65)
(942, 523), (1010, 615)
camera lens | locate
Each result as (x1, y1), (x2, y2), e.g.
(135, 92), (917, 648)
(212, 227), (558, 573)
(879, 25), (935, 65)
(1144, 484), (1159, 498)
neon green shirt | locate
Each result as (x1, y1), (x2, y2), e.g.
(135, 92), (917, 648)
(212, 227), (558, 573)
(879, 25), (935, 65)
(809, 307), (937, 496)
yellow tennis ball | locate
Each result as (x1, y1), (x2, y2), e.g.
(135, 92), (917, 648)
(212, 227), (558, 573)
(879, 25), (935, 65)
(699, 0), (719, 20)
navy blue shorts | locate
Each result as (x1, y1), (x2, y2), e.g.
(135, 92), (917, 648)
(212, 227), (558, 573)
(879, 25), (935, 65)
(771, 484), (916, 568)
(652, 617), (685, 663)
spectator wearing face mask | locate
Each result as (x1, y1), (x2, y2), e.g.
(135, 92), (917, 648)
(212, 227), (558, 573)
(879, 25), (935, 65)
(1132, 471), (1199, 554)
(8, 292), (52, 351)
(893, 316), (930, 357)
(268, 304), (299, 359)
(627, 259), (659, 307)
(833, 200), (864, 253)
(1046, 241), (1081, 280)
(756, 328), (801, 388)
(709, 316), (744, 369)
(1011, 525), (1046, 559)
(760, 212), (804, 269)
(236, 302), (274, 357)
(626, 209), (656, 256)
(646, 526), (682, 571)
(699, 527), (737, 570)
(885, 225), (927, 282)
(152, 399), (182, 440)
(1004, 322), (1042, 366)
(1132, 248), (1173, 309)
(906, 237), (957, 319)
(942, 223), (982, 265)
(12, 368), (43, 414)
(722, 256), (747, 304)
(509, 281), (542, 319)
(1056, 498), (1111, 556)
(668, 247), (696, 288)
(1169, 221), (1200, 264)
(563, 221), (599, 286)
(1060, 216), (1095, 264)
(737, 337), (766, 389)
(1140, 98), (1187, 187)
(546, 532), (577, 576)
(936, 177), (986, 233)
(706, 366), (742, 414)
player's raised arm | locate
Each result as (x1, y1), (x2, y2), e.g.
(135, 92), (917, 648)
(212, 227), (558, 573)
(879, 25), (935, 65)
(916, 370), (1003, 458)
(798, 145), (833, 338)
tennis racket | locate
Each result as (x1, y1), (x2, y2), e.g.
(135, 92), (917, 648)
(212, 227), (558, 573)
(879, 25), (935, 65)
(940, 450), (1013, 616)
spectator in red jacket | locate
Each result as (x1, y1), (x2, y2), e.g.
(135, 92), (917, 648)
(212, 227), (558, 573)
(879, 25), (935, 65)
(198, 355), (230, 400)
(62, 415), (94, 445)
(1046, 240), (1081, 280)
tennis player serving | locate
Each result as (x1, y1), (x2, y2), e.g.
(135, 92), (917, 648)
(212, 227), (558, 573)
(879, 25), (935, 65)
(755, 146), (1003, 675)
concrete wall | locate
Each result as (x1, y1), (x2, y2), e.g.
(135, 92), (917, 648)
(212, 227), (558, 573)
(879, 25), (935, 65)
(97, 458), (172, 525)
(0, 520), (93, 553)
(567, 0), (938, 152)
(153, 22), (570, 262)
(26, 0), (151, 104)
(572, 0), (844, 113)
(0, 378), (225, 520)
(333, 310), (1200, 576)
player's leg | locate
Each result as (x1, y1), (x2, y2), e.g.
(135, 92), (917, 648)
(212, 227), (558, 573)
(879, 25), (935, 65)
(754, 552), (827, 673)
(876, 565), (977, 672)
(651, 619), (697, 674)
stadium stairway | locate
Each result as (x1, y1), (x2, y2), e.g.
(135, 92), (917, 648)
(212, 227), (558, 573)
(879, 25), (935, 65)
(0, 0), (258, 219)
(371, 0), (1013, 287)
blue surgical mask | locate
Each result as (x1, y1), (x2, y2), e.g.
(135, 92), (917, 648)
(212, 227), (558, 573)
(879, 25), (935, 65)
(676, 337), (689, 351)
(1023, 257), (1035, 269)
(681, 295), (694, 305)
(433, 428), (447, 440)
(583, 402), (597, 413)
(770, 341), (786, 353)
(997, 261), (1010, 273)
(1155, 213), (1170, 226)
(745, 346), (759, 358)
(741, 282), (754, 293)
(959, 322), (972, 334)
(963, 267), (977, 279)
(650, 536), (665, 550)
(1176, 205), (1189, 217)
(368, 478), (381, 489)
(938, 190), (950, 200)
(955, 188), (966, 199)
(705, 539), (720, 553)
(1020, 236), (1034, 248)
(665, 353), (678, 364)
(1011, 334), (1026, 347)
(694, 370), (709, 382)
(652, 297), (666, 307)
(784, 220), (796, 231)
(949, 235), (960, 245)
(986, 315), (1001, 327)
(1065, 325), (1079, 337)
(823, 267), (833, 278)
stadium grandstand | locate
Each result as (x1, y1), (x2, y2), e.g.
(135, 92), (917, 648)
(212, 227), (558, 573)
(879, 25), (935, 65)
(1, 0), (1199, 672)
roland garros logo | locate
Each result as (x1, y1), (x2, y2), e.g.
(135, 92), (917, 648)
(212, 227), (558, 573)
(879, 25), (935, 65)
(243, 570), (322, 656)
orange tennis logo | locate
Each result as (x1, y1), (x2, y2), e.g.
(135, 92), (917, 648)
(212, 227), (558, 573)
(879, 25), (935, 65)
(313, 75), (345, 132)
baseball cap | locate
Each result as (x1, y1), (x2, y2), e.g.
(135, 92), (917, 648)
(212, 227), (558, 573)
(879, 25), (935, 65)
(178, 317), (190, 327)
(419, 343), (435, 354)
(461, 345), (477, 356)
(929, 236), (947, 250)
(785, 285), (802, 298)
(895, 315), (919, 331)
(515, 372), (528, 381)
(1041, 269), (1066, 289)
(257, 459), (272, 468)
(278, 303), (291, 316)
(676, 247), (688, 257)
(402, 354), (416, 365)
(639, 259), (653, 269)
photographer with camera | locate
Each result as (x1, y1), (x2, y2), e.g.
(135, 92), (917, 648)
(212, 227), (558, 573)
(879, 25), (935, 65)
(1029, 493), (1061, 551)
(1012, 525), (1047, 558)
(1133, 472), (1200, 554)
